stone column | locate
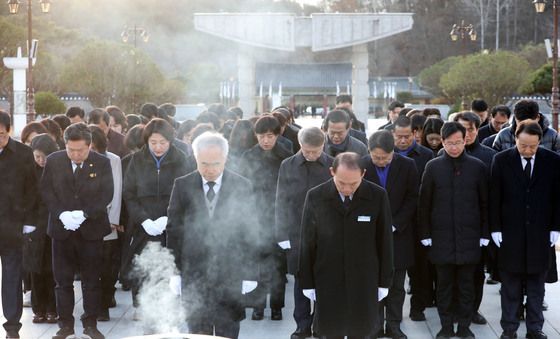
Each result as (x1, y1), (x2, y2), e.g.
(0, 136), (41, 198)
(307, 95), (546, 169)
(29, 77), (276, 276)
(3, 47), (31, 138)
(237, 51), (257, 117)
(351, 44), (370, 129)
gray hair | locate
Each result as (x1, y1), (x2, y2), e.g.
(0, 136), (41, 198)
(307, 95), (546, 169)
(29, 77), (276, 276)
(192, 131), (229, 159)
(297, 127), (325, 147)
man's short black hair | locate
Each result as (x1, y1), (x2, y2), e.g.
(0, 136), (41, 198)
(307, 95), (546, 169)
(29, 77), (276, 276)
(471, 99), (488, 112)
(490, 105), (512, 119)
(454, 111), (482, 129)
(336, 94), (352, 105)
(332, 152), (363, 173)
(515, 121), (543, 140)
(255, 115), (281, 135)
(325, 109), (351, 129)
(64, 123), (92, 145)
(368, 130), (394, 153)
(66, 106), (85, 119)
(0, 110), (11, 132)
(422, 108), (441, 117)
(388, 101), (404, 111)
(513, 100), (540, 121)
(441, 121), (466, 140)
(52, 114), (71, 132)
(88, 108), (110, 126)
(411, 114), (427, 132)
(196, 111), (221, 130)
(228, 107), (244, 119)
(140, 103), (159, 120)
(393, 116), (412, 129)
(158, 103), (176, 117)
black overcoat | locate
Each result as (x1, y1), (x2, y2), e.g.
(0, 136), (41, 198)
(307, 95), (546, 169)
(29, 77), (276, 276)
(298, 179), (394, 337)
(418, 151), (489, 265)
(274, 151), (333, 274)
(490, 147), (560, 274)
(361, 153), (418, 269)
(166, 170), (259, 322)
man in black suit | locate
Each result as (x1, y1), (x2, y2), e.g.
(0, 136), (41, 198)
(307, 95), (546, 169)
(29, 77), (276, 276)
(391, 116), (434, 321)
(166, 131), (259, 339)
(490, 121), (560, 339)
(275, 127), (334, 339)
(361, 130), (418, 339)
(41, 123), (114, 339)
(299, 152), (393, 339)
(0, 111), (37, 339)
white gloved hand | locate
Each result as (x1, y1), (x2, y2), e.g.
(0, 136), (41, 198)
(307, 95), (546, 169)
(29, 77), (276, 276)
(154, 216), (168, 233)
(392, 225), (396, 232)
(550, 231), (560, 247)
(378, 287), (389, 301)
(59, 211), (80, 231)
(420, 238), (432, 247)
(303, 289), (316, 301)
(71, 210), (86, 225)
(278, 240), (291, 250)
(141, 219), (161, 236)
(242, 280), (258, 294)
(169, 275), (181, 296)
(480, 238), (490, 247)
(491, 232), (502, 248)
(23, 225), (36, 234)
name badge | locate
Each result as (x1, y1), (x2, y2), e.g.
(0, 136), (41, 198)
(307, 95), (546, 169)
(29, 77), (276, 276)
(358, 216), (371, 222)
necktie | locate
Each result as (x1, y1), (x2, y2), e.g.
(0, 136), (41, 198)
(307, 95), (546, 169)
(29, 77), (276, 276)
(207, 181), (216, 202)
(524, 157), (532, 180)
(343, 195), (351, 210)
(74, 164), (82, 183)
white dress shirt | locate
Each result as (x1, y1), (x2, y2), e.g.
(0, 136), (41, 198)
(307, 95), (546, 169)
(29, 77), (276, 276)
(520, 154), (535, 178)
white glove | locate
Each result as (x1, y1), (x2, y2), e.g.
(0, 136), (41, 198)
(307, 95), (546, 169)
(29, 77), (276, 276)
(550, 231), (560, 247)
(154, 216), (168, 233)
(169, 275), (181, 296)
(278, 240), (291, 250)
(241, 280), (258, 294)
(480, 238), (490, 247)
(23, 225), (36, 234)
(378, 287), (389, 301)
(491, 232), (502, 248)
(141, 219), (161, 236)
(303, 289), (316, 301)
(420, 238), (432, 247)
(392, 225), (396, 232)
(71, 210), (86, 225)
(59, 211), (80, 231)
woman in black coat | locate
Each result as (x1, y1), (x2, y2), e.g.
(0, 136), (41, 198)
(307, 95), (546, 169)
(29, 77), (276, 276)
(121, 119), (190, 308)
(239, 115), (292, 320)
(26, 134), (59, 323)
(227, 119), (257, 174)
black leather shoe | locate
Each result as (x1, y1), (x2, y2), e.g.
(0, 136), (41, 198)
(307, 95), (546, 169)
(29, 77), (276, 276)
(526, 331), (547, 339)
(33, 313), (46, 324)
(290, 328), (312, 339)
(5, 331), (19, 339)
(436, 326), (455, 339)
(472, 312), (487, 325)
(97, 309), (110, 322)
(456, 326), (475, 339)
(500, 331), (517, 339)
(251, 308), (264, 320)
(46, 313), (58, 323)
(271, 308), (282, 320)
(409, 310), (426, 321)
(52, 327), (74, 339)
(83, 326), (105, 339)
(386, 327), (407, 339)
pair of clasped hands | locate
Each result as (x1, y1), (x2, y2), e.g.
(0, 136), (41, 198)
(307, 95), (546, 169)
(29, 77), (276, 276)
(277, 240), (389, 303)
(59, 210), (87, 231)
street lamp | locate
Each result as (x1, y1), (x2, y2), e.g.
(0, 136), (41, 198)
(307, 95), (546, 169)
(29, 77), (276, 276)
(121, 25), (149, 113)
(7, 0), (51, 123)
(533, 0), (559, 131)
(450, 20), (477, 110)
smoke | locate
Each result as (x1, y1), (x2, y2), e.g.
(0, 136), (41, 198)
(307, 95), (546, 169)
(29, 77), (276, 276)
(132, 242), (186, 335)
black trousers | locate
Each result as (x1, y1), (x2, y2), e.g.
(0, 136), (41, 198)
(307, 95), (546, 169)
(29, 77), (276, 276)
(473, 256), (486, 313)
(293, 277), (313, 331)
(31, 270), (56, 315)
(52, 232), (103, 328)
(100, 239), (120, 311)
(379, 269), (406, 330)
(189, 314), (241, 339)
(500, 270), (546, 333)
(410, 243), (436, 313)
(1, 247), (23, 335)
(253, 246), (286, 310)
(435, 263), (476, 328)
